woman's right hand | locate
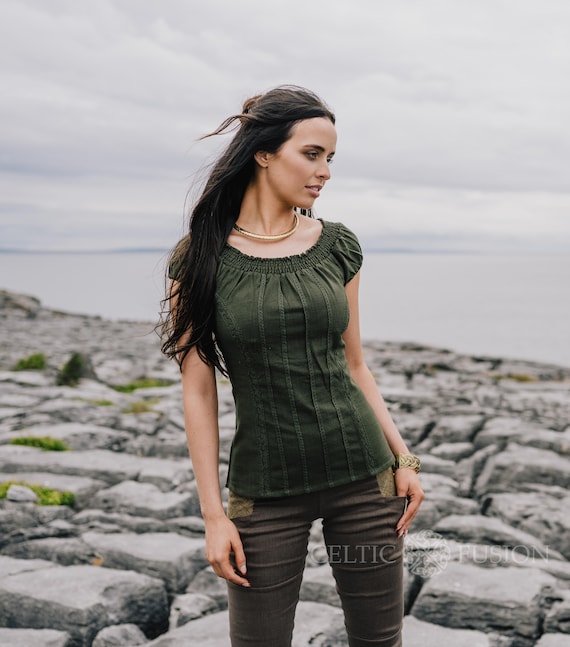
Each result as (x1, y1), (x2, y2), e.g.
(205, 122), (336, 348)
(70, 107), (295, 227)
(205, 515), (250, 587)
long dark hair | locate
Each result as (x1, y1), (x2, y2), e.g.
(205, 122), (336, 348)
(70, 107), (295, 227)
(160, 85), (335, 372)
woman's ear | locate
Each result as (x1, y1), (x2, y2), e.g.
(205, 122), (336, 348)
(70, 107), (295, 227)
(254, 150), (272, 168)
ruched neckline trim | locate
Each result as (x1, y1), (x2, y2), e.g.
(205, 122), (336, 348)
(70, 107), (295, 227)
(220, 219), (341, 273)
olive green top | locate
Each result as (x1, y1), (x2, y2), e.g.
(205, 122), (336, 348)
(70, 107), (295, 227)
(215, 220), (394, 498)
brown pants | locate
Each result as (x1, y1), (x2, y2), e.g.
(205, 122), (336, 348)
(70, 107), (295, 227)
(227, 471), (406, 647)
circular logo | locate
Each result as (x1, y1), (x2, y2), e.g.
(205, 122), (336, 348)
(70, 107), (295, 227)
(404, 529), (451, 577)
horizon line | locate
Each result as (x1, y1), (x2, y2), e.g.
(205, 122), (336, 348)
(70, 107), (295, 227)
(0, 246), (561, 256)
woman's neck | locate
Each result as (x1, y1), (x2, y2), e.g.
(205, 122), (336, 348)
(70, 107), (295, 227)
(237, 185), (295, 235)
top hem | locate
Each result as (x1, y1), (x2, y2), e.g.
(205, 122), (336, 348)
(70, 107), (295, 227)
(225, 456), (396, 499)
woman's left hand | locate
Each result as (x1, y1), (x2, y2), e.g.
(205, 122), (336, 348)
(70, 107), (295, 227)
(394, 469), (424, 537)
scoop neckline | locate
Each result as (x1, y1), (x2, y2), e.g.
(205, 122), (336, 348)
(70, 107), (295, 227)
(220, 219), (341, 273)
(224, 218), (325, 259)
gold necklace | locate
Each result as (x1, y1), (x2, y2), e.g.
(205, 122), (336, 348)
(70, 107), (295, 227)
(233, 212), (299, 241)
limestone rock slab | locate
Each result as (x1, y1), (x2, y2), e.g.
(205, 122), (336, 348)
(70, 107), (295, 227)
(390, 412), (433, 445)
(0, 555), (56, 577)
(165, 515), (205, 537)
(116, 411), (166, 436)
(430, 441), (474, 461)
(82, 531), (207, 592)
(428, 414), (485, 443)
(72, 509), (167, 534)
(131, 458), (193, 491)
(92, 481), (195, 519)
(536, 635), (570, 647)
(474, 415), (529, 446)
(0, 627), (73, 647)
(32, 396), (95, 417)
(1, 472), (106, 507)
(474, 416), (565, 451)
(484, 490), (570, 559)
(186, 566), (228, 608)
(475, 443), (570, 495)
(402, 616), (492, 646)
(412, 562), (556, 638)
(146, 602), (347, 647)
(0, 505), (37, 535)
(124, 429), (188, 459)
(169, 592), (219, 628)
(6, 483), (38, 502)
(545, 590), (570, 634)
(92, 623), (148, 647)
(0, 392), (43, 407)
(300, 563), (341, 607)
(146, 610), (230, 646)
(1, 537), (97, 566)
(418, 454), (458, 478)
(13, 422), (130, 451)
(291, 601), (347, 646)
(455, 443), (499, 496)
(0, 370), (52, 387)
(0, 445), (191, 489)
(0, 563), (168, 646)
(0, 406), (25, 421)
(434, 514), (560, 558)
(411, 494), (479, 531)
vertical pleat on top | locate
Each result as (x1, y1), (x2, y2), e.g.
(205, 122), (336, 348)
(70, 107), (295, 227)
(215, 220), (394, 498)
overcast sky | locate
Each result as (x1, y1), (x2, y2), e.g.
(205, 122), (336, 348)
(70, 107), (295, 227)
(1, 0), (569, 252)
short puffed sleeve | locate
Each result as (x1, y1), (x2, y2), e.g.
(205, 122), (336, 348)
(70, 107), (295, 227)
(331, 222), (363, 284)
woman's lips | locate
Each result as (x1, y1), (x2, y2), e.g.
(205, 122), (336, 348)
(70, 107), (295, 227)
(306, 185), (322, 198)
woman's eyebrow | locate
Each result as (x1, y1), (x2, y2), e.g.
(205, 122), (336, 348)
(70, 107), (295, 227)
(302, 144), (335, 154)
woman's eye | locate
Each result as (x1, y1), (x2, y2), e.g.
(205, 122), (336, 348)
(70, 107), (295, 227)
(327, 157), (334, 165)
(306, 151), (318, 159)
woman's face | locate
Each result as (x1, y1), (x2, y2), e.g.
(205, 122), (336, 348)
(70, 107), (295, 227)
(259, 117), (337, 211)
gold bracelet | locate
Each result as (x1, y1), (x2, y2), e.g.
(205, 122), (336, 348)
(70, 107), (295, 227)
(393, 453), (421, 473)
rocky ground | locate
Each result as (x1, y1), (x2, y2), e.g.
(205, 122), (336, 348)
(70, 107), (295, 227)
(0, 288), (570, 647)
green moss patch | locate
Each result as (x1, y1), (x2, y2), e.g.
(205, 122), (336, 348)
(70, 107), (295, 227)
(0, 480), (75, 506)
(505, 372), (538, 382)
(56, 352), (84, 386)
(123, 399), (159, 414)
(10, 436), (70, 451)
(12, 353), (47, 371)
(112, 377), (174, 393)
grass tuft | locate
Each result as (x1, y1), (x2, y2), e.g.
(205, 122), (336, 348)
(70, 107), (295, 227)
(10, 436), (70, 451)
(12, 353), (47, 371)
(112, 377), (174, 393)
(505, 372), (538, 382)
(0, 480), (75, 506)
(56, 352), (84, 387)
(123, 399), (159, 414)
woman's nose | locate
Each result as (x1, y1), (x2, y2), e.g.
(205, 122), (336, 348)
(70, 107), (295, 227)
(318, 161), (331, 180)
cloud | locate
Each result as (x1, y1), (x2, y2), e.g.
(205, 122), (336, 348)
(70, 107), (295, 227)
(1, 0), (569, 250)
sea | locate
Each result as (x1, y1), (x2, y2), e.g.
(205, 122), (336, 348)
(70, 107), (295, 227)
(1, 251), (569, 369)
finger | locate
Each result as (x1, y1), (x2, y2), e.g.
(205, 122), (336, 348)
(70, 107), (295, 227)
(221, 561), (251, 587)
(232, 536), (248, 576)
(211, 558), (251, 587)
(395, 497), (421, 535)
(395, 509), (412, 536)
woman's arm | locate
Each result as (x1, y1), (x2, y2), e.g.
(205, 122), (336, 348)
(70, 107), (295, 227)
(342, 272), (424, 536)
(172, 280), (249, 586)
(180, 346), (250, 587)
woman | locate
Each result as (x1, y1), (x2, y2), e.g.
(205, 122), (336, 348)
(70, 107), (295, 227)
(162, 85), (424, 647)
